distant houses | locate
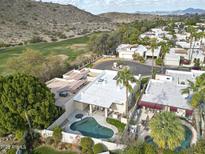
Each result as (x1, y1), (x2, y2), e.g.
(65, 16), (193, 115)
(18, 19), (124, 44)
(116, 44), (161, 60)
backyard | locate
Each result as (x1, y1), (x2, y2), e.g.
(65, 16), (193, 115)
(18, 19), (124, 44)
(0, 35), (94, 75)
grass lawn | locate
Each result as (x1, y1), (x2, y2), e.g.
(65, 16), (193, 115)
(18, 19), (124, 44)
(0, 35), (91, 75)
(106, 118), (126, 133)
(32, 146), (76, 154)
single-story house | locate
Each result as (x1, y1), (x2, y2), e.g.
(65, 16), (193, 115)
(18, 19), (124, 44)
(145, 46), (161, 58)
(164, 48), (187, 66)
(139, 70), (205, 117)
(116, 44), (147, 60)
(73, 69), (141, 118)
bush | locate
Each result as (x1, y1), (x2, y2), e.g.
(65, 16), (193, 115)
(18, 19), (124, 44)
(155, 57), (163, 66)
(15, 130), (24, 140)
(6, 148), (16, 154)
(30, 36), (45, 43)
(45, 137), (55, 145)
(52, 126), (62, 143)
(132, 53), (145, 63)
(106, 118), (126, 133)
(80, 137), (94, 153)
(93, 143), (107, 154)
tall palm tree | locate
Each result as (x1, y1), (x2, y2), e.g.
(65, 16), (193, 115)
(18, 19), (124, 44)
(117, 67), (135, 117)
(191, 31), (204, 61)
(149, 38), (158, 79)
(181, 74), (205, 137)
(149, 112), (185, 151)
(187, 26), (197, 61)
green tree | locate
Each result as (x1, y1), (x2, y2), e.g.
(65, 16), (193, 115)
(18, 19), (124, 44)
(181, 74), (205, 137)
(80, 137), (94, 154)
(149, 112), (185, 151)
(193, 139), (205, 154)
(93, 143), (107, 154)
(149, 38), (158, 79)
(0, 74), (61, 136)
(116, 67), (136, 116)
(52, 126), (62, 144)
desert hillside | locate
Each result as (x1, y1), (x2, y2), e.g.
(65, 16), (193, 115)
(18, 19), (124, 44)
(99, 12), (163, 23)
(0, 0), (114, 44)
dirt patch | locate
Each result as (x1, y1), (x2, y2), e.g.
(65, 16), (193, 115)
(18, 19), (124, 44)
(69, 44), (87, 50)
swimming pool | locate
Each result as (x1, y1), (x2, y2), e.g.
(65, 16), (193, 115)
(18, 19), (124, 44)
(70, 117), (114, 139)
(145, 126), (192, 152)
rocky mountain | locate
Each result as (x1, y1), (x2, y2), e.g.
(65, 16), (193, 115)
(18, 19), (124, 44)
(99, 12), (163, 23)
(139, 8), (205, 16)
(0, 0), (114, 44)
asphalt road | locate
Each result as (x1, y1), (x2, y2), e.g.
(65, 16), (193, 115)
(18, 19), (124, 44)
(93, 60), (160, 76)
(93, 60), (190, 76)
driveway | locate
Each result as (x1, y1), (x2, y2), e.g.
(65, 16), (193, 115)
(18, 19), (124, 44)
(93, 60), (160, 76)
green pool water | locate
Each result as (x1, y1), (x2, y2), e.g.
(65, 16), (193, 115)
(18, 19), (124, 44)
(145, 126), (192, 152)
(70, 117), (114, 139)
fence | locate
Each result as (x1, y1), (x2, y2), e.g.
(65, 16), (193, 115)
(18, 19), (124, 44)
(39, 129), (126, 151)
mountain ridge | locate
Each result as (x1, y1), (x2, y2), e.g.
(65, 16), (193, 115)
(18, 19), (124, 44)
(0, 0), (114, 44)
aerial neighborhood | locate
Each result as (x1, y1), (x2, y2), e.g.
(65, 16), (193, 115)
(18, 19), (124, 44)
(1, 0), (205, 154)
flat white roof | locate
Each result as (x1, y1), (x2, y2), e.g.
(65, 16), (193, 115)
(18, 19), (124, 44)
(141, 79), (192, 110)
(141, 70), (205, 110)
(74, 70), (138, 108)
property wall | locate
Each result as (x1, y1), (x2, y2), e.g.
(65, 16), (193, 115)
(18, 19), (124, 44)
(119, 52), (133, 60)
(164, 59), (180, 66)
(39, 129), (126, 151)
(47, 111), (70, 130)
(65, 99), (76, 115)
(74, 101), (89, 110)
(111, 103), (125, 114)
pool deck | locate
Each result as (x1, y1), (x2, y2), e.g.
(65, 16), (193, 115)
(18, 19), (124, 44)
(63, 110), (119, 140)
(181, 119), (197, 145)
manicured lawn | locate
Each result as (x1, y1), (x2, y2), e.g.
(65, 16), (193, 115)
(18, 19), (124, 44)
(32, 146), (76, 154)
(0, 35), (91, 75)
(106, 118), (126, 133)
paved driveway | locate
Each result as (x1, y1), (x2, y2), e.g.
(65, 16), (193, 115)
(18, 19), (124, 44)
(93, 60), (160, 76)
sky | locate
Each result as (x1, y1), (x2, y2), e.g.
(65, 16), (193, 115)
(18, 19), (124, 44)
(38, 0), (205, 14)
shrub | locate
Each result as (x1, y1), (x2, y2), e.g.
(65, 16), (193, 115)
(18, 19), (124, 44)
(52, 126), (62, 143)
(45, 137), (55, 145)
(155, 57), (163, 66)
(30, 36), (45, 43)
(132, 53), (145, 63)
(93, 143), (107, 154)
(106, 118), (126, 133)
(80, 137), (94, 153)
(15, 130), (24, 140)
(6, 148), (16, 154)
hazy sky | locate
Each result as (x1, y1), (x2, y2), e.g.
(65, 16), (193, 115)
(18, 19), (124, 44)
(39, 0), (205, 14)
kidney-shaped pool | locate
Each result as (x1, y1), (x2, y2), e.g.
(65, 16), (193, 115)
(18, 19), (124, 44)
(70, 117), (114, 139)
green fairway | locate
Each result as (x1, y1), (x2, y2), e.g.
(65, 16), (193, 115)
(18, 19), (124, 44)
(0, 36), (91, 75)
(32, 146), (76, 154)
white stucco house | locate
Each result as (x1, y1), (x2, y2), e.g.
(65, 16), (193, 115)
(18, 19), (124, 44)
(116, 44), (147, 60)
(164, 48), (205, 66)
(139, 69), (205, 117)
(164, 48), (187, 66)
(145, 46), (161, 58)
(74, 69), (141, 119)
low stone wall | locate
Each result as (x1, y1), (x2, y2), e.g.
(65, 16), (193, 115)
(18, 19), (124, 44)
(47, 111), (70, 130)
(40, 129), (126, 151)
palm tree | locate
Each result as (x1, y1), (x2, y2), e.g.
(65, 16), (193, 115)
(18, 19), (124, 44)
(117, 67), (136, 117)
(181, 74), (205, 137)
(187, 26), (197, 61)
(191, 31), (204, 61)
(149, 38), (158, 79)
(149, 112), (185, 151)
